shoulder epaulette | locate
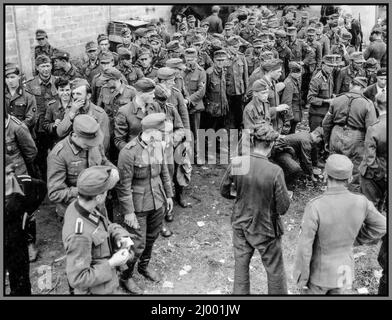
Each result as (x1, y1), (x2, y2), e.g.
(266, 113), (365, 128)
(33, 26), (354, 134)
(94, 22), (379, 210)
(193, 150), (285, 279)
(23, 77), (35, 83)
(10, 115), (22, 125)
(172, 87), (181, 94)
(75, 217), (84, 234)
(125, 139), (138, 149)
(52, 142), (64, 155)
(47, 99), (57, 105)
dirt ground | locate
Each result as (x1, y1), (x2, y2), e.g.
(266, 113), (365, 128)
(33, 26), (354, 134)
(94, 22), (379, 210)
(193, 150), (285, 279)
(23, 161), (382, 296)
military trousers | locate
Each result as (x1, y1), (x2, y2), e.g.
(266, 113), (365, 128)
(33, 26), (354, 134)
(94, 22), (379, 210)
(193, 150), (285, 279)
(5, 214), (31, 295)
(360, 175), (387, 212)
(34, 132), (52, 182)
(330, 126), (365, 192)
(227, 95), (244, 130)
(189, 112), (201, 161)
(309, 113), (327, 166)
(123, 206), (165, 277)
(232, 228), (287, 295)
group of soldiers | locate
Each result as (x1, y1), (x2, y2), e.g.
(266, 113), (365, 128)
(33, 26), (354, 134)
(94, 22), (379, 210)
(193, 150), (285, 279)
(5, 5), (387, 295)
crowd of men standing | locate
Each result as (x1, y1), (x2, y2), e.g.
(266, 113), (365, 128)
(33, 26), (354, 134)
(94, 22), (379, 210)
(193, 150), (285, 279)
(5, 5), (387, 295)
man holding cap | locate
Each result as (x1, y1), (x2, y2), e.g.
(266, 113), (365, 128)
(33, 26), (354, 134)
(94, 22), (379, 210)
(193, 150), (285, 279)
(48, 114), (115, 220)
(5, 63), (37, 131)
(114, 78), (159, 151)
(116, 113), (174, 294)
(323, 76), (376, 192)
(335, 52), (366, 94)
(363, 67), (386, 103)
(97, 67), (136, 162)
(24, 54), (57, 181)
(294, 154), (386, 295)
(62, 165), (133, 294)
(56, 78), (110, 153)
(52, 50), (82, 81)
(330, 31), (355, 66)
(34, 29), (57, 60)
(220, 123), (291, 294)
(80, 41), (101, 84)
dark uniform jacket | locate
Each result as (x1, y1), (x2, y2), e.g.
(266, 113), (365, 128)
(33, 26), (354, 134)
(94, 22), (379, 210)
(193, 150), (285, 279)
(91, 72), (128, 105)
(205, 14), (223, 34)
(294, 186), (386, 288)
(204, 65), (229, 118)
(42, 98), (69, 140)
(97, 82), (136, 136)
(244, 47), (262, 77)
(359, 113), (386, 181)
(62, 200), (130, 294)
(24, 75), (58, 134)
(316, 34), (330, 56)
(239, 27), (262, 44)
(47, 136), (114, 216)
(281, 75), (302, 123)
(80, 59), (101, 84)
(225, 49), (248, 97)
(363, 83), (384, 103)
(114, 100), (160, 150)
(116, 136), (174, 215)
(281, 132), (313, 175)
(5, 85), (37, 130)
(117, 64), (144, 86)
(183, 63), (207, 114)
(322, 90), (376, 146)
(220, 153), (291, 239)
(5, 115), (37, 176)
(335, 64), (366, 94)
(363, 39), (387, 64)
(152, 48), (168, 69)
(307, 69), (334, 117)
(167, 87), (191, 141)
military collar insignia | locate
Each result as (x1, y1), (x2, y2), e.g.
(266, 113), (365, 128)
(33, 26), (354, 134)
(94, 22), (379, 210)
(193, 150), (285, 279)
(75, 201), (100, 226)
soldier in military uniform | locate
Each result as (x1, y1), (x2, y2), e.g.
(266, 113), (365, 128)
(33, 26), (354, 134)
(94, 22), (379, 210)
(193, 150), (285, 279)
(5, 164), (46, 295)
(5, 109), (41, 262)
(52, 50), (82, 81)
(80, 41), (101, 84)
(296, 11), (310, 39)
(114, 78), (158, 151)
(191, 34), (213, 71)
(62, 165), (133, 295)
(116, 113), (174, 294)
(244, 39), (264, 77)
(239, 16), (262, 44)
(281, 62), (303, 133)
(166, 40), (185, 61)
(149, 34), (168, 69)
(97, 67), (136, 162)
(91, 51), (117, 104)
(97, 33), (119, 65)
(307, 55), (337, 167)
(364, 58), (379, 86)
(294, 154), (386, 295)
(42, 77), (72, 146)
(364, 28), (386, 66)
(330, 31), (355, 66)
(116, 48), (144, 86)
(47, 114), (115, 220)
(220, 123), (291, 295)
(34, 29), (57, 60)
(301, 27), (322, 105)
(274, 30), (293, 81)
(5, 63), (37, 132)
(24, 54), (58, 181)
(116, 27), (141, 64)
(156, 66), (191, 147)
(335, 52), (366, 94)
(359, 92), (386, 211)
(286, 26), (305, 63)
(182, 47), (207, 164)
(322, 77), (376, 192)
(136, 48), (158, 79)
(315, 22), (331, 56)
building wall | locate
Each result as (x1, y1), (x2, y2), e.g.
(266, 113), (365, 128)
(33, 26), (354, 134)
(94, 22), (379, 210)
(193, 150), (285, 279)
(5, 5), (173, 78)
